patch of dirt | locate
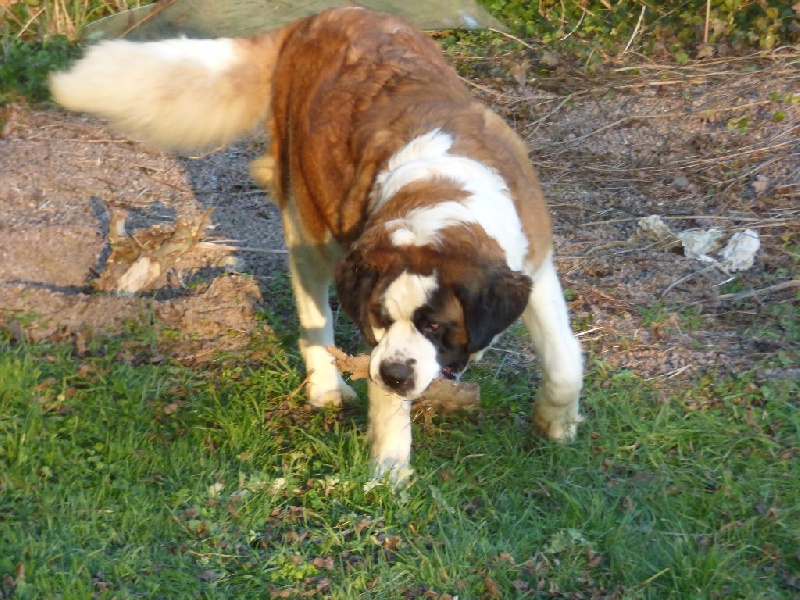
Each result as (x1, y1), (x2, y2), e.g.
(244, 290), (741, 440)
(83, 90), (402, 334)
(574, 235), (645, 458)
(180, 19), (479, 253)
(1, 106), (283, 359)
(1, 50), (798, 383)
(468, 51), (800, 384)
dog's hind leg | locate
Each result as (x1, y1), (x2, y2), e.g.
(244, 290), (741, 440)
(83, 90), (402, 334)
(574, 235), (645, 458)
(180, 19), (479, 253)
(522, 257), (583, 441)
(281, 202), (357, 408)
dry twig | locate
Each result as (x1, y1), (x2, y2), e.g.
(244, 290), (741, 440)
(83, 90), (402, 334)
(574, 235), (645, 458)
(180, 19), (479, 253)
(327, 346), (480, 411)
(718, 280), (800, 302)
(621, 5), (647, 57)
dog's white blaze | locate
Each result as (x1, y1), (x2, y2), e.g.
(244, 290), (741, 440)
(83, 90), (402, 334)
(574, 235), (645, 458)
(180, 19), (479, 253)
(381, 271), (438, 322)
(374, 129), (528, 272)
(370, 272), (441, 397)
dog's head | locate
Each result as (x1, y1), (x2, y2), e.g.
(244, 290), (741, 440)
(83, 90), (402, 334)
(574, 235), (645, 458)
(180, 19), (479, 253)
(335, 233), (531, 398)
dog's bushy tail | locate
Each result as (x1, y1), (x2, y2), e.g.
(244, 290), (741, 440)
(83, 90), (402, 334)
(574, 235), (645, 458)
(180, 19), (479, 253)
(50, 31), (285, 152)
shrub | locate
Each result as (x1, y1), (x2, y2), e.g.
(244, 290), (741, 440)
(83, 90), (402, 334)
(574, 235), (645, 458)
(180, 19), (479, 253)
(480, 0), (799, 54)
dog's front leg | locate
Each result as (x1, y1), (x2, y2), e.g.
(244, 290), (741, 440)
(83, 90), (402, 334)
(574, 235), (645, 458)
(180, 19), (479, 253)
(281, 204), (356, 408)
(367, 379), (413, 481)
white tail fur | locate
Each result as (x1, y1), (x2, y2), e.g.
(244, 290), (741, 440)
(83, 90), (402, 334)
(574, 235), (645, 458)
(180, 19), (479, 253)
(50, 34), (281, 152)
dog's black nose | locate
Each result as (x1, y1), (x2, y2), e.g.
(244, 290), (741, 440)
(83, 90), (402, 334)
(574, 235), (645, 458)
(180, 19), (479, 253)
(379, 359), (416, 394)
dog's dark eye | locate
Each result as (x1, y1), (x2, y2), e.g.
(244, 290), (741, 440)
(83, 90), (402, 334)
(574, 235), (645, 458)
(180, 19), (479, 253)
(420, 320), (442, 336)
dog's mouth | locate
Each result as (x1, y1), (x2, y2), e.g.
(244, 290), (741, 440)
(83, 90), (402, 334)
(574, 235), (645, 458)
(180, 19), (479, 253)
(440, 367), (458, 381)
(374, 365), (461, 399)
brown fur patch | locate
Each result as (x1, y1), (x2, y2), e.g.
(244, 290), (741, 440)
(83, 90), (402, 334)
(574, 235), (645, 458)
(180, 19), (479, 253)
(258, 6), (552, 265)
(374, 179), (470, 221)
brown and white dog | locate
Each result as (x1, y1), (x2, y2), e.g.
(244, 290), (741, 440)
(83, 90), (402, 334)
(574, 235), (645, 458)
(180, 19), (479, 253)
(51, 6), (583, 479)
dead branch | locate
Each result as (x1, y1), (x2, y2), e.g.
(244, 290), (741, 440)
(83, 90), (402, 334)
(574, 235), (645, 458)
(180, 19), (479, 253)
(718, 280), (800, 302)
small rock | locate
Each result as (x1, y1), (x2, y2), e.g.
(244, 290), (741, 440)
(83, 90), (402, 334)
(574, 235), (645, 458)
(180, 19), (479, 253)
(670, 175), (691, 189)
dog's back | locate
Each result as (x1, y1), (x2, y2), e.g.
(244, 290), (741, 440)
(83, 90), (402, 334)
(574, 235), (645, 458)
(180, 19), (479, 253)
(265, 7), (479, 242)
(50, 7), (461, 155)
(51, 7), (482, 236)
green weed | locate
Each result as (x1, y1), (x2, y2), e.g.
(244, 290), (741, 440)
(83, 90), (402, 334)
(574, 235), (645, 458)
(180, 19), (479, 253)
(0, 37), (80, 104)
(478, 0), (798, 56)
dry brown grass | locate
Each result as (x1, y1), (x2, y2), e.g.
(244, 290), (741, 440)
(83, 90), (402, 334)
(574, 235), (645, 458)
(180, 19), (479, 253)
(2, 0), (150, 39)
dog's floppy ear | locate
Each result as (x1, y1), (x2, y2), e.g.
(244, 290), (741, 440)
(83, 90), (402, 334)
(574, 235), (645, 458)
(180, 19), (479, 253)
(334, 247), (380, 346)
(456, 265), (532, 353)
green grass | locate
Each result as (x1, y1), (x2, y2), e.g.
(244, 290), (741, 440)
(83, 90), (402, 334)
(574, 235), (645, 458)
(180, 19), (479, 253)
(1, 327), (797, 598)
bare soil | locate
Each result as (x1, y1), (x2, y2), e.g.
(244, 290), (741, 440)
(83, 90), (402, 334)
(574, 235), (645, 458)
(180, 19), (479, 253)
(1, 50), (798, 387)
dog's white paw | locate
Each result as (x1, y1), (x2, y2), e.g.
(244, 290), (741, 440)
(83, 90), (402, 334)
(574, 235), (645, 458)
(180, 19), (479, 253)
(533, 406), (582, 442)
(370, 459), (414, 487)
(307, 380), (357, 408)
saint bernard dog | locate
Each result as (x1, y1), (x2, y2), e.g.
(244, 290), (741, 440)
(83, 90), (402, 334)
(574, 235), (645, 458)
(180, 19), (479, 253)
(51, 6), (583, 479)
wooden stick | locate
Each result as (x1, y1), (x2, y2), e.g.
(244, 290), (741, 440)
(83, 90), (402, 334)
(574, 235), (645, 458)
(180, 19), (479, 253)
(327, 346), (480, 412)
(718, 280), (800, 302)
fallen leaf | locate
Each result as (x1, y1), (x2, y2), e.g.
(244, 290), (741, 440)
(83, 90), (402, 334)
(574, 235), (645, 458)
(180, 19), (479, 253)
(311, 556), (334, 570)
(267, 584), (294, 598)
(33, 378), (58, 392)
(585, 548), (604, 568)
(207, 482), (224, 498)
(312, 577), (331, 593)
(696, 44), (714, 59)
(621, 495), (635, 514)
(484, 577), (500, 598)
(356, 518), (372, 534)
(438, 469), (455, 481)
(495, 552), (515, 565)
(512, 579), (530, 591)
(752, 174), (770, 195)
(508, 60), (529, 86)
(540, 50), (560, 68)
